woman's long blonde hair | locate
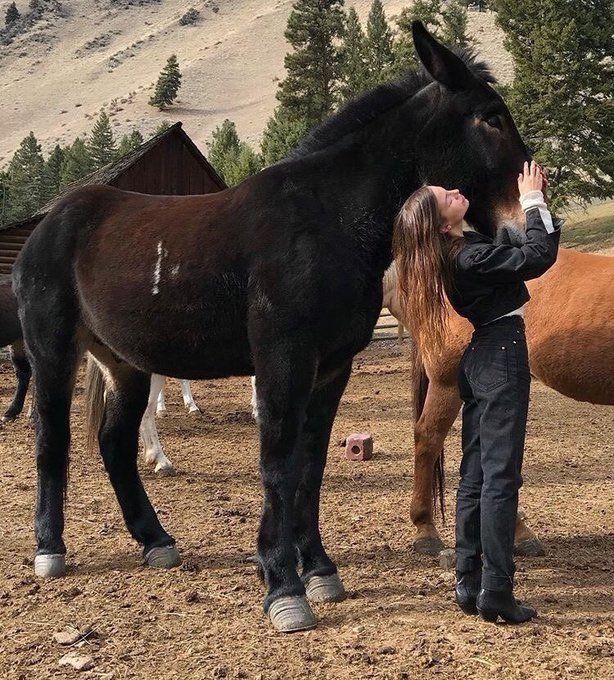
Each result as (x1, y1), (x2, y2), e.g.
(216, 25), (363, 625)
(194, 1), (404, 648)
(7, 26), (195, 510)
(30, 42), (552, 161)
(392, 186), (464, 364)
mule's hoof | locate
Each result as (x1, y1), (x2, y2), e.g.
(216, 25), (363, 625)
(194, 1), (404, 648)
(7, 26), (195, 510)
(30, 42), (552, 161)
(154, 463), (176, 477)
(188, 407), (201, 416)
(144, 545), (181, 569)
(268, 596), (317, 633)
(156, 409), (168, 418)
(514, 539), (546, 557)
(305, 573), (347, 603)
(34, 553), (66, 578)
(413, 536), (446, 556)
(1, 414), (16, 423)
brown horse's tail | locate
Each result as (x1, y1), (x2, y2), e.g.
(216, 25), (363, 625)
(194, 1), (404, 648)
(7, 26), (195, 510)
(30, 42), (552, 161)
(84, 355), (106, 454)
(412, 342), (445, 521)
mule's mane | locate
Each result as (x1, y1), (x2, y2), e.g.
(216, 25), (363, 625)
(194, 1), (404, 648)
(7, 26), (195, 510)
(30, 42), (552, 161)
(288, 49), (495, 161)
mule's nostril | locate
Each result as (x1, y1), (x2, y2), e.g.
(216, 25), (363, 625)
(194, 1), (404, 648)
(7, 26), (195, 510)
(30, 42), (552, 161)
(351, 446), (360, 455)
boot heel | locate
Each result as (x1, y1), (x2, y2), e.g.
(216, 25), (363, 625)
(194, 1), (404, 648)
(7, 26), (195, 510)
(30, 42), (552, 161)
(477, 608), (498, 623)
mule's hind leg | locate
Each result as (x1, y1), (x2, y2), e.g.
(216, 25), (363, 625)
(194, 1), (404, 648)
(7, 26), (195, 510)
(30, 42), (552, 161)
(2, 340), (31, 422)
(99, 363), (180, 568)
(29, 342), (81, 577)
(294, 362), (352, 604)
(412, 382), (461, 555)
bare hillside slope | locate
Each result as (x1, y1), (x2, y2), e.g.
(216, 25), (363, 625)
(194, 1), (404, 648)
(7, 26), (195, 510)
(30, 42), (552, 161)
(0, 1), (512, 162)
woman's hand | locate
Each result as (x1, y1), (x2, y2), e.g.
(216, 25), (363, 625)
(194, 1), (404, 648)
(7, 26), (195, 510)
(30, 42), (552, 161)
(517, 160), (544, 196)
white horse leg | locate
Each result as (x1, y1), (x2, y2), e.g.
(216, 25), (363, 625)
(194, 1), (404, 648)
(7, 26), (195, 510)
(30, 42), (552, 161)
(180, 380), (201, 414)
(141, 375), (175, 475)
(156, 379), (168, 416)
(250, 375), (259, 423)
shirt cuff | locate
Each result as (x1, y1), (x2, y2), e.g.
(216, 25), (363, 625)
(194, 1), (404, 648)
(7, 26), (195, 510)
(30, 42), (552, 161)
(519, 190), (555, 233)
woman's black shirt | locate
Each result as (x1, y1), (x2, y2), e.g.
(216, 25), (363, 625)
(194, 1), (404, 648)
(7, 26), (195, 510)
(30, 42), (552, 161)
(446, 208), (561, 328)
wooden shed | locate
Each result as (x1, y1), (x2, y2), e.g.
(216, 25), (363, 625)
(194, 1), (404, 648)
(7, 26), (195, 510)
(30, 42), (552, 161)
(0, 122), (226, 275)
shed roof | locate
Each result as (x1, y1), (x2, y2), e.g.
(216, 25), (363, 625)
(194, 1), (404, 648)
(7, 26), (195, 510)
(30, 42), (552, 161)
(2, 122), (226, 231)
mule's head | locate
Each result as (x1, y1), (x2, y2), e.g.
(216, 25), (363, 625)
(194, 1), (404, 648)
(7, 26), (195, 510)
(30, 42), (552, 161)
(409, 21), (531, 238)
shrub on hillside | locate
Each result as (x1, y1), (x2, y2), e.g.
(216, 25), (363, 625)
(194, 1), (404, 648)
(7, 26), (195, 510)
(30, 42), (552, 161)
(179, 8), (200, 26)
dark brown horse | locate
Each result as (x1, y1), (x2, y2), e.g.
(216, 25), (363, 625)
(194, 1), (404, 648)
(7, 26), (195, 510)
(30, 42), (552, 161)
(0, 277), (31, 422)
(13, 23), (532, 633)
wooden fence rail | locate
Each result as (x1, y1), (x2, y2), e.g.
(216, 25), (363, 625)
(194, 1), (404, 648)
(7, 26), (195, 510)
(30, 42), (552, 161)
(372, 308), (407, 342)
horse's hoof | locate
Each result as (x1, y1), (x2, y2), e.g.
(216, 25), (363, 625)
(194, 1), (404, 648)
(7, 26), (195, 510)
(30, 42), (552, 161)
(514, 539), (546, 557)
(1, 414), (16, 423)
(154, 462), (176, 476)
(144, 545), (181, 569)
(34, 553), (66, 578)
(413, 536), (446, 556)
(156, 409), (168, 418)
(268, 596), (317, 633)
(188, 407), (201, 416)
(305, 573), (347, 603)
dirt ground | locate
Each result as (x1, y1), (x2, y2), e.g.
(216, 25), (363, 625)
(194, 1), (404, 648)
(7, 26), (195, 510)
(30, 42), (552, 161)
(0, 342), (612, 679)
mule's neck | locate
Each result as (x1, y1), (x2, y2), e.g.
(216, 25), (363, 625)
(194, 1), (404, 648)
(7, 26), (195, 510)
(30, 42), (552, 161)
(295, 104), (428, 278)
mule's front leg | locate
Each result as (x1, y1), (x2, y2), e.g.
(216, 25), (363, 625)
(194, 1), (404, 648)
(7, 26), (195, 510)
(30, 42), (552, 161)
(255, 350), (317, 633)
(293, 362), (352, 604)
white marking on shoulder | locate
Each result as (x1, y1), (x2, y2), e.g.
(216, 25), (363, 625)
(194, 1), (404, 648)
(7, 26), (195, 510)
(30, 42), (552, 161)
(152, 241), (165, 295)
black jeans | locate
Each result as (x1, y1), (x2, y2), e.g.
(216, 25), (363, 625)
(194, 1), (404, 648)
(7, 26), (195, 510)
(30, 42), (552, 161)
(456, 315), (530, 592)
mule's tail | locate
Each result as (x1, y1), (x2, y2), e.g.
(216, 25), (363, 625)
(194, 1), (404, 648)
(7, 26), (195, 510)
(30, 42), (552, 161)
(84, 355), (106, 454)
(412, 343), (445, 521)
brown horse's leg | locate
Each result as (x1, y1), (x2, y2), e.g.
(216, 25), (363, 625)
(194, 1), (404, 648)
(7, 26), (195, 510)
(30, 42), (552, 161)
(411, 383), (461, 555)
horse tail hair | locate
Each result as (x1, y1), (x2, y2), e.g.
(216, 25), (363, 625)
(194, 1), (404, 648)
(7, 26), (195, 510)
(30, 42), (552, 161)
(84, 355), (106, 454)
(412, 342), (445, 521)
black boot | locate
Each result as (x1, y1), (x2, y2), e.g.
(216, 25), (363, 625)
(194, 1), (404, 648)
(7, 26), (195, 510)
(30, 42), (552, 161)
(476, 588), (537, 624)
(455, 570), (481, 615)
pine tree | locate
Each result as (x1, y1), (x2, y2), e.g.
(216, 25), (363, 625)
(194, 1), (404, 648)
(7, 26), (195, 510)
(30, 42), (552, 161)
(153, 121), (173, 136)
(339, 7), (369, 101)
(0, 171), (10, 227)
(5, 1), (19, 26)
(494, 0), (613, 209)
(224, 145), (263, 186)
(206, 119), (262, 186)
(60, 137), (93, 187)
(6, 132), (46, 222)
(117, 130), (144, 158)
(149, 55), (182, 111)
(260, 106), (309, 165)
(276, 0), (346, 128)
(392, 0), (442, 77)
(43, 144), (64, 202)
(441, 0), (474, 50)
(88, 111), (116, 169)
(365, 0), (395, 87)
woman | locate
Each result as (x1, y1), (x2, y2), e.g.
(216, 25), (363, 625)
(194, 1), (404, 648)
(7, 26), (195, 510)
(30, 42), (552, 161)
(393, 161), (560, 623)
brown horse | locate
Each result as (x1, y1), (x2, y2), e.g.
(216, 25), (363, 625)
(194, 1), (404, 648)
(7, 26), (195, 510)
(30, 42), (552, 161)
(384, 246), (614, 555)
(0, 277), (31, 422)
(14, 24), (535, 633)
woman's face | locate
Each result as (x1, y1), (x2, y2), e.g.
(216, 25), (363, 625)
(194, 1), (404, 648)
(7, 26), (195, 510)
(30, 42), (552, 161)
(428, 185), (469, 236)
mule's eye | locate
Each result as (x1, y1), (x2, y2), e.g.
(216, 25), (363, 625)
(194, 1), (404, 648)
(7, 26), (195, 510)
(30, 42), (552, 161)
(484, 114), (503, 130)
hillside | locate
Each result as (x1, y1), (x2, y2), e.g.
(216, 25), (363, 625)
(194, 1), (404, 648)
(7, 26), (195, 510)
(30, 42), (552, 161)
(0, 1), (513, 163)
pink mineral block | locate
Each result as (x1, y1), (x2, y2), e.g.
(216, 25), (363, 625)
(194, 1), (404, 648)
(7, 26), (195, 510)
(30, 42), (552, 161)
(344, 433), (373, 461)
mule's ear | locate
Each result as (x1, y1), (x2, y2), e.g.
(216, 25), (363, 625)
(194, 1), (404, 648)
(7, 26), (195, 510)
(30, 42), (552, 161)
(411, 21), (475, 91)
